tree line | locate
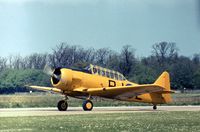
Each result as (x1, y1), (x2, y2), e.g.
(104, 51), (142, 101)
(0, 42), (199, 94)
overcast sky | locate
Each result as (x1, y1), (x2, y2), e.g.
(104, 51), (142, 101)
(0, 0), (199, 57)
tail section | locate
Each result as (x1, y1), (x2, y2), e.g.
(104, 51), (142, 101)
(154, 71), (171, 91)
(151, 71), (173, 103)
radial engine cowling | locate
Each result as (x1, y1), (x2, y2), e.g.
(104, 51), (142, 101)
(51, 68), (73, 91)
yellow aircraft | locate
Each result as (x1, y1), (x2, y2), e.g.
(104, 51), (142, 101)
(28, 64), (173, 111)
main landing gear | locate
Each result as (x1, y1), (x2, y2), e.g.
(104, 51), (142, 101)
(57, 96), (93, 111)
(57, 100), (68, 111)
(57, 95), (68, 111)
(82, 100), (93, 111)
(153, 105), (157, 110)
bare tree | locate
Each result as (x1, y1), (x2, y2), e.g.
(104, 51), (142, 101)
(8, 55), (13, 69)
(49, 43), (83, 68)
(0, 57), (7, 71)
(94, 48), (110, 66)
(49, 43), (101, 68)
(74, 47), (95, 64)
(152, 42), (178, 66)
(119, 45), (135, 76)
(27, 53), (48, 69)
(192, 53), (200, 65)
(49, 43), (69, 68)
(12, 55), (23, 69)
(105, 51), (120, 71)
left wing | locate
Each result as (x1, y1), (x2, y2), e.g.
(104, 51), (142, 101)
(73, 84), (166, 99)
(26, 85), (62, 93)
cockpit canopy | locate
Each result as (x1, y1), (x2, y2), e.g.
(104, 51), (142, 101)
(85, 64), (126, 81)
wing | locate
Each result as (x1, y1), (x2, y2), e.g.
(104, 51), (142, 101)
(26, 85), (62, 93)
(73, 84), (167, 100)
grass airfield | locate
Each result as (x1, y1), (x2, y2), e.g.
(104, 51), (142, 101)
(0, 111), (200, 132)
(0, 93), (200, 132)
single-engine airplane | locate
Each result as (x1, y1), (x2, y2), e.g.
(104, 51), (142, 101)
(28, 64), (174, 111)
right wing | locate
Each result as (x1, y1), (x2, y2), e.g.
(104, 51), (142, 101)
(26, 85), (62, 93)
(73, 84), (166, 100)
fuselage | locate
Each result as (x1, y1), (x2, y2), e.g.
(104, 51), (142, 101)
(50, 66), (167, 104)
(51, 68), (136, 91)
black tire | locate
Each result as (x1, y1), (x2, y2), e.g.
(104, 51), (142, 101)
(153, 105), (157, 110)
(82, 100), (93, 111)
(57, 100), (68, 111)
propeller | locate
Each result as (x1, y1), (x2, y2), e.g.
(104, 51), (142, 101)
(43, 64), (68, 85)
(43, 64), (61, 82)
(43, 64), (54, 77)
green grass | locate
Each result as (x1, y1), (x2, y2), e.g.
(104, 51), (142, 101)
(0, 93), (200, 108)
(0, 112), (200, 132)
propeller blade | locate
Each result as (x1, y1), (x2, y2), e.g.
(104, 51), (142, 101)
(43, 64), (54, 76)
(43, 64), (65, 84)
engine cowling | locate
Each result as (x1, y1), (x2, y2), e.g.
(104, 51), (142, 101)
(51, 68), (73, 91)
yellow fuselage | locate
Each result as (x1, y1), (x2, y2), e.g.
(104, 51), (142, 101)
(51, 68), (169, 104)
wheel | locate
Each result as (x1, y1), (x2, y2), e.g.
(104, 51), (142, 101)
(153, 105), (157, 110)
(82, 100), (93, 111)
(57, 100), (68, 111)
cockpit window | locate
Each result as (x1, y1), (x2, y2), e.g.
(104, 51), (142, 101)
(102, 70), (105, 76)
(93, 67), (97, 74)
(122, 76), (126, 80)
(85, 64), (126, 80)
(119, 75), (122, 80)
(84, 66), (92, 74)
(110, 72), (114, 79)
(106, 71), (110, 78)
(115, 73), (119, 80)
(97, 68), (101, 75)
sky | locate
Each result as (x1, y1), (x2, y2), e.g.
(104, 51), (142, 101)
(0, 0), (199, 57)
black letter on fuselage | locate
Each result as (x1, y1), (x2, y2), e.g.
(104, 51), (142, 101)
(109, 80), (116, 87)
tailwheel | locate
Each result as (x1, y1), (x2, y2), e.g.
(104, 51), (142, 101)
(153, 105), (157, 110)
(82, 100), (93, 111)
(57, 100), (68, 111)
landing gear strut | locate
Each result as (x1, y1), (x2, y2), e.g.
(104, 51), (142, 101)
(153, 105), (157, 110)
(82, 100), (93, 111)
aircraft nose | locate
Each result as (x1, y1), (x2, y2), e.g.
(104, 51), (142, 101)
(51, 68), (73, 91)
(52, 68), (62, 85)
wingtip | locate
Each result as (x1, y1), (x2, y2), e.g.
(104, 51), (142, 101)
(24, 85), (30, 88)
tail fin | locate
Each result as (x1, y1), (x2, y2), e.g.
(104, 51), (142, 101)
(152, 71), (173, 103)
(154, 71), (171, 91)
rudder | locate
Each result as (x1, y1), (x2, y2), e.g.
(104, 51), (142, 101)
(153, 71), (173, 103)
(154, 71), (170, 91)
